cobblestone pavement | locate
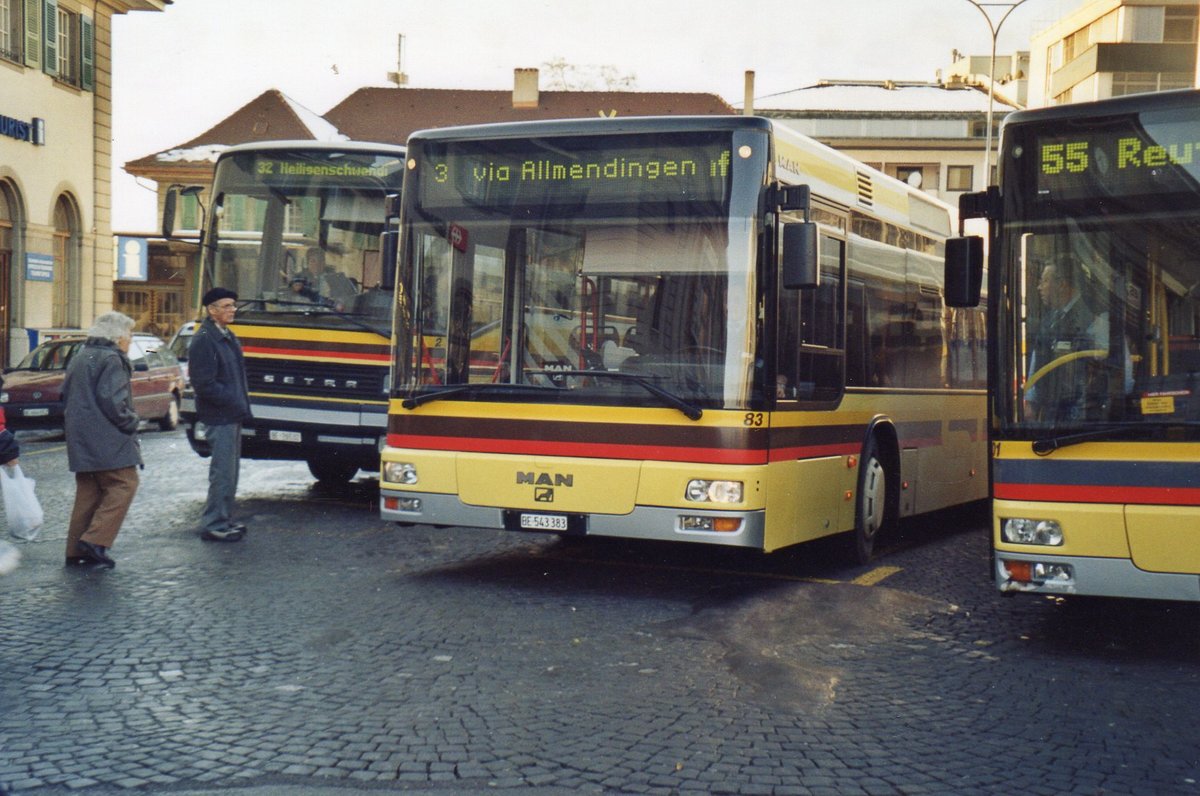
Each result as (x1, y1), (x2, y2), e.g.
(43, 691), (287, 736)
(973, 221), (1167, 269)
(0, 429), (1197, 795)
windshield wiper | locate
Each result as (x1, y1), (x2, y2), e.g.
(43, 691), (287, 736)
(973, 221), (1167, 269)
(1031, 422), (1177, 455)
(401, 381), (555, 409)
(541, 369), (704, 420)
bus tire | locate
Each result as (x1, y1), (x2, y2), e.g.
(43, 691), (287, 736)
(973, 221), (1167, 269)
(851, 435), (893, 565)
(306, 455), (360, 483)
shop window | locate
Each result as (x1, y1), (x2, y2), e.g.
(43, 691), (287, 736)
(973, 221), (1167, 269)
(947, 165), (974, 192)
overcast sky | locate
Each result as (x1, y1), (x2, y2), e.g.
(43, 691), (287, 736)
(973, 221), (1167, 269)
(110, 0), (1074, 230)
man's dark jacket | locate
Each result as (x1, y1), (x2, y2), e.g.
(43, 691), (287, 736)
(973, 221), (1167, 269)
(188, 317), (252, 426)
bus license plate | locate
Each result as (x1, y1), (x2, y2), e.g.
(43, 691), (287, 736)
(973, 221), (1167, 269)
(269, 430), (302, 443)
(519, 513), (568, 531)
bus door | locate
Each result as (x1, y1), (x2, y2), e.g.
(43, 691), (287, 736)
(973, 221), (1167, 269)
(772, 209), (848, 546)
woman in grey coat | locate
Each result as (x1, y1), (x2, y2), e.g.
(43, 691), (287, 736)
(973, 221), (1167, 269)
(62, 312), (143, 568)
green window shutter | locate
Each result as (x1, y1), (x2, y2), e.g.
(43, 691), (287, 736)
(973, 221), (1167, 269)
(80, 15), (93, 90)
(181, 194), (197, 230)
(22, 0), (40, 69)
(41, 0), (56, 77)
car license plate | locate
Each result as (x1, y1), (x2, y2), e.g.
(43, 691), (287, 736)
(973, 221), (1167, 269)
(269, 430), (302, 443)
(519, 513), (568, 531)
(23, 408), (49, 417)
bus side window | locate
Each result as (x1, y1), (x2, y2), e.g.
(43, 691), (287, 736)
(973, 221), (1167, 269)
(779, 235), (846, 402)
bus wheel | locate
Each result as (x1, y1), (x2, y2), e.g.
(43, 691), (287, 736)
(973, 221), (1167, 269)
(306, 455), (360, 483)
(852, 436), (891, 564)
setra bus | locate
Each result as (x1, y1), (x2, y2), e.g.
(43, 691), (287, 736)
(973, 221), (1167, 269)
(380, 116), (987, 561)
(166, 140), (405, 482)
(948, 89), (1200, 601)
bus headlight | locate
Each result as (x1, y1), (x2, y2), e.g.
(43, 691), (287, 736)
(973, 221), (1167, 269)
(383, 461), (418, 485)
(685, 479), (743, 503)
(1002, 518), (1063, 546)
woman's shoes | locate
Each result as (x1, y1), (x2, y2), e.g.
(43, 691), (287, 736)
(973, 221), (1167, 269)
(77, 541), (116, 569)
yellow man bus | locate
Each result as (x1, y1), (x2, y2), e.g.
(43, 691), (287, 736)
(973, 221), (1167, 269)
(948, 89), (1200, 600)
(381, 116), (986, 562)
(168, 141), (405, 482)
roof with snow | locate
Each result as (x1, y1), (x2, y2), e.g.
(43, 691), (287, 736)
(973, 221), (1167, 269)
(125, 89), (346, 173)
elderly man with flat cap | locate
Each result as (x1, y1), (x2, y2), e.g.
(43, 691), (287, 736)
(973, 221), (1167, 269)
(188, 287), (252, 542)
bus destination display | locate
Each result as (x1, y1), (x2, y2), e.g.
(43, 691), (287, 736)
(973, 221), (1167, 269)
(234, 153), (404, 190)
(417, 137), (733, 209)
(1034, 115), (1200, 200)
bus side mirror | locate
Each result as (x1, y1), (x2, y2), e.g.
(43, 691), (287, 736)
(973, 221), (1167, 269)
(162, 187), (179, 239)
(781, 222), (819, 289)
(162, 184), (205, 241)
(380, 193), (401, 290)
(945, 236), (984, 308)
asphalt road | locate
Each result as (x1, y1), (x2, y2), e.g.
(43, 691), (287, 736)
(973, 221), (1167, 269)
(1, 427), (1197, 795)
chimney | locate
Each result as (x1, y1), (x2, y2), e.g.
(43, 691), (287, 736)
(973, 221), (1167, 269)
(743, 70), (755, 115)
(513, 68), (539, 109)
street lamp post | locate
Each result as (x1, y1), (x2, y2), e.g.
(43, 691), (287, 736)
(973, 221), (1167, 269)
(963, 0), (1030, 182)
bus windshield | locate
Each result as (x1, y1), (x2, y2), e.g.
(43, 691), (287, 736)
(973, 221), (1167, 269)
(998, 106), (1200, 440)
(207, 147), (405, 331)
(398, 130), (764, 410)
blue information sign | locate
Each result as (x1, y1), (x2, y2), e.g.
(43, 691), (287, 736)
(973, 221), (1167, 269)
(117, 236), (148, 281)
(25, 253), (53, 282)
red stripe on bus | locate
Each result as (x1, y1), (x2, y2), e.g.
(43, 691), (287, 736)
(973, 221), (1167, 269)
(994, 482), (1200, 506)
(386, 433), (768, 464)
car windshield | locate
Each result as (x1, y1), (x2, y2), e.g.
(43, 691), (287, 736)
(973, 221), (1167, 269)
(168, 329), (193, 360)
(16, 341), (83, 371)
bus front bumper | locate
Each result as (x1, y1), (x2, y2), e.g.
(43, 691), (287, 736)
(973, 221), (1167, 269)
(379, 490), (766, 549)
(996, 553), (1200, 602)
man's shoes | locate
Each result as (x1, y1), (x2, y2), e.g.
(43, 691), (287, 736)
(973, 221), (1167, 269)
(64, 555), (91, 567)
(229, 522), (247, 533)
(200, 527), (245, 542)
(77, 541), (116, 568)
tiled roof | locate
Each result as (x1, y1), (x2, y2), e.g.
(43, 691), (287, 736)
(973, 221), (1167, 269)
(323, 87), (736, 145)
(125, 89), (345, 174)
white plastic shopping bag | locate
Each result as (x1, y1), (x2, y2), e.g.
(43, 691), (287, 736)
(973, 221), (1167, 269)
(2, 464), (44, 541)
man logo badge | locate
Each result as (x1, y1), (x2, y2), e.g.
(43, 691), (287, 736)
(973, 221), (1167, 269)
(534, 488), (554, 502)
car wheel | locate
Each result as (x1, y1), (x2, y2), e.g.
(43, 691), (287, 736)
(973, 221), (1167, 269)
(159, 395), (180, 431)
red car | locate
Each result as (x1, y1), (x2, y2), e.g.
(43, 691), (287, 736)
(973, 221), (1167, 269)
(0, 334), (184, 431)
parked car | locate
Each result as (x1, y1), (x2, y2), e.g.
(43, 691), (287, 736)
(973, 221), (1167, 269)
(0, 334), (185, 431)
(167, 320), (197, 383)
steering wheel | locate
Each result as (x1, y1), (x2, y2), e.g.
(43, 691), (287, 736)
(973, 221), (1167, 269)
(1023, 349), (1108, 396)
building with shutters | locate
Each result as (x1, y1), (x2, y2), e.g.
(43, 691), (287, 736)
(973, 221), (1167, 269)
(0, 0), (165, 365)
